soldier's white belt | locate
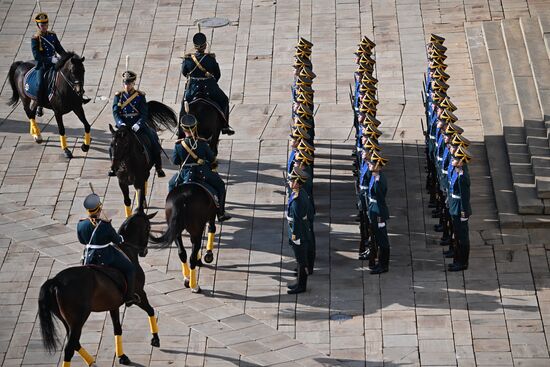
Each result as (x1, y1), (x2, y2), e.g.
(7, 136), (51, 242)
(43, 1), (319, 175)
(359, 185), (367, 190)
(437, 157), (442, 161)
(451, 194), (461, 199)
(122, 112), (139, 117)
(86, 243), (111, 249)
(441, 169), (447, 174)
(368, 198), (377, 203)
(190, 76), (211, 80)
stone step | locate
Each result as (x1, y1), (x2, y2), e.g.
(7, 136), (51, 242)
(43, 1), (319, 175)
(514, 183), (545, 214)
(521, 17), (550, 121)
(538, 15), (550, 60)
(501, 19), (544, 124)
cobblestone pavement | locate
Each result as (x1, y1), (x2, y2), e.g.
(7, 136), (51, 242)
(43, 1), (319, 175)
(1, 0), (550, 366)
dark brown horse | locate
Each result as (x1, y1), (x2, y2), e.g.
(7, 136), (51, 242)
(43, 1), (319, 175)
(180, 98), (226, 155)
(38, 212), (158, 366)
(150, 183), (218, 293)
(109, 101), (177, 217)
(7, 52), (90, 158)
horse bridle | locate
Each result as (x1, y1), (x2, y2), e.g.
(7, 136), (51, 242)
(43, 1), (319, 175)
(58, 70), (84, 96)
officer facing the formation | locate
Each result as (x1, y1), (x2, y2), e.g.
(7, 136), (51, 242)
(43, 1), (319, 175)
(77, 193), (139, 306)
(31, 13), (68, 117)
(366, 151), (390, 274)
(170, 114), (231, 222)
(182, 32), (234, 135)
(287, 166), (314, 294)
(110, 70), (165, 178)
(448, 146), (472, 271)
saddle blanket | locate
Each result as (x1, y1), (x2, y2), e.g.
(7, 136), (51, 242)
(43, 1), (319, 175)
(23, 67), (56, 101)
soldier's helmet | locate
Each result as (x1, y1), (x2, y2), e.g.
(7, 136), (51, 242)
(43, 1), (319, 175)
(84, 193), (102, 215)
(193, 32), (208, 49)
(121, 71), (137, 84)
(34, 13), (48, 24)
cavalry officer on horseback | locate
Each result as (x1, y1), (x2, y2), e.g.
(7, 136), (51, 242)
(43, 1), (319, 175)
(182, 32), (235, 135)
(170, 114), (231, 222)
(31, 12), (89, 117)
(77, 193), (140, 306)
(110, 70), (165, 178)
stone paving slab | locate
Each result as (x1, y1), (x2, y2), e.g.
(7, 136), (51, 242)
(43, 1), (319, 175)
(1, 0), (550, 366)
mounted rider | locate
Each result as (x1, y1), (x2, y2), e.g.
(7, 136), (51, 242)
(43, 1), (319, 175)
(77, 193), (140, 306)
(169, 114), (231, 222)
(31, 12), (89, 117)
(181, 32), (234, 135)
(109, 70), (165, 178)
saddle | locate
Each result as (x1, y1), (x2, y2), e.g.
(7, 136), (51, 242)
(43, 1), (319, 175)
(182, 181), (220, 208)
(84, 264), (127, 295)
(23, 66), (56, 101)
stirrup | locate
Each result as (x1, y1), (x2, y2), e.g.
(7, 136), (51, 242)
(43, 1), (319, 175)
(218, 212), (232, 222)
(36, 106), (44, 117)
(221, 126), (235, 136)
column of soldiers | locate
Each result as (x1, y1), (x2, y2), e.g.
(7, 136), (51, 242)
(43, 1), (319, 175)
(286, 37), (316, 294)
(423, 34), (473, 272)
(351, 36), (391, 275)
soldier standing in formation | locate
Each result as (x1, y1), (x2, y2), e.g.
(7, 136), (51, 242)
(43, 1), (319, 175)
(286, 38), (316, 294)
(423, 34), (472, 272)
(350, 36), (392, 274)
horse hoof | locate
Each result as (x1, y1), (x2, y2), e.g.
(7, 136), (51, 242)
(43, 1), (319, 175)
(184, 278), (190, 288)
(63, 148), (73, 159)
(204, 251), (214, 264)
(34, 135), (43, 144)
(192, 286), (201, 294)
(151, 334), (160, 348)
(81, 143), (90, 152)
(119, 354), (131, 365)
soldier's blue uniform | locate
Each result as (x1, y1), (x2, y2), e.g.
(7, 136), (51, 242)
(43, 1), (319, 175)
(112, 88), (164, 171)
(287, 187), (314, 271)
(31, 17), (65, 105)
(448, 165), (471, 269)
(77, 193), (138, 305)
(367, 169), (390, 273)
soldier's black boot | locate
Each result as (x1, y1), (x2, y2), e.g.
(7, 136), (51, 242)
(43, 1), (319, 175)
(221, 106), (235, 135)
(108, 167), (116, 177)
(82, 96), (91, 104)
(287, 266), (307, 294)
(36, 106), (44, 117)
(155, 165), (166, 178)
(217, 193), (231, 222)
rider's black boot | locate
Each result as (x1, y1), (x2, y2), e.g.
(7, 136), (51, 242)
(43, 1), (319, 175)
(156, 166), (166, 178)
(36, 106), (44, 117)
(123, 277), (141, 307)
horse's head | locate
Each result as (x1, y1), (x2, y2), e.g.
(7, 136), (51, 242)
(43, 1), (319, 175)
(109, 124), (134, 172)
(56, 52), (86, 95)
(118, 211), (157, 257)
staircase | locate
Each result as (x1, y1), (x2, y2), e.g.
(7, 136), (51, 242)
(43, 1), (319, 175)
(467, 15), (550, 227)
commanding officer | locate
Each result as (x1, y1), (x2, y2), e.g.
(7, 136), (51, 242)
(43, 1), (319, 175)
(182, 32), (234, 135)
(77, 193), (139, 306)
(31, 12), (66, 117)
(287, 166), (313, 294)
(367, 151), (390, 274)
(170, 114), (231, 222)
(448, 146), (472, 271)
(111, 70), (165, 177)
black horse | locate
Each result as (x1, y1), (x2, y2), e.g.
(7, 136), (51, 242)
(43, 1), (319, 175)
(109, 101), (177, 217)
(38, 211), (159, 366)
(150, 183), (218, 293)
(181, 98), (227, 155)
(7, 52), (90, 158)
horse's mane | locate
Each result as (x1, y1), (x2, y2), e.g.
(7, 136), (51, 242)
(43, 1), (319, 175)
(55, 51), (79, 71)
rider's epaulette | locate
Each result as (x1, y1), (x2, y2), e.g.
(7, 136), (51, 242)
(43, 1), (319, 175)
(32, 31), (41, 39)
(115, 91), (122, 96)
(137, 90), (145, 96)
(47, 31), (56, 35)
(206, 52), (216, 58)
(184, 53), (192, 58)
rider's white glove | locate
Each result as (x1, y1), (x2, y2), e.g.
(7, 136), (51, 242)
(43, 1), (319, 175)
(132, 123), (140, 132)
(51, 56), (59, 63)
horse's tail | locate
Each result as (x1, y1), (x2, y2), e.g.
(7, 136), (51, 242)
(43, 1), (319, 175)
(147, 100), (178, 132)
(150, 199), (186, 248)
(7, 61), (23, 106)
(38, 278), (60, 353)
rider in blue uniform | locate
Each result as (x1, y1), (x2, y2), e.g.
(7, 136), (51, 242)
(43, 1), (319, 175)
(77, 193), (139, 306)
(170, 114), (231, 222)
(109, 70), (165, 178)
(181, 32), (234, 135)
(31, 13), (90, 117)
